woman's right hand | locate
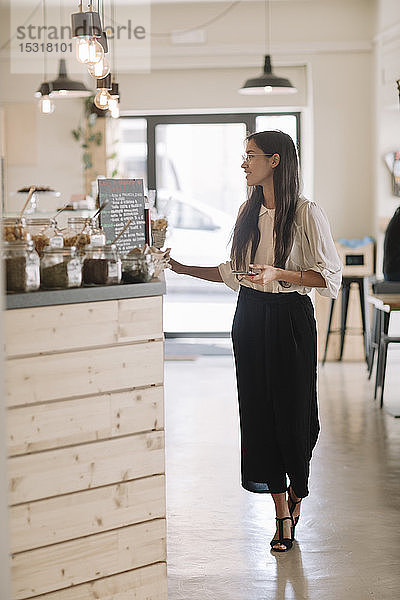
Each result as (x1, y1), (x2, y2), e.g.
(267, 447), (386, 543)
(167, 260), (222, 282)
(169, 257), (185, 274)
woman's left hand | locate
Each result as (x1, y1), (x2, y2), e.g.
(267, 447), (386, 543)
(243, 264), (279, 285)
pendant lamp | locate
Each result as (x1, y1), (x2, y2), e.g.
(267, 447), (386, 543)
(47, 58), (92, 98)
(36, 82), (55, 114)
(239, 55), (297, 95)
(239, 0), (297, 95)
(71, 1), (102, 38)
(34, 0), (55, 114)
(94, 73), (112, 110)
(106, 0), (120, 119)
(108, 81), (120, 118)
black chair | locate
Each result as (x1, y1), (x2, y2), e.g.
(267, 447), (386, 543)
(367, 300), (381, 379)
(370, 281), (400, 408)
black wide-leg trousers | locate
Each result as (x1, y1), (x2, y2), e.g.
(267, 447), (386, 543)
(231, 286), (320, 498)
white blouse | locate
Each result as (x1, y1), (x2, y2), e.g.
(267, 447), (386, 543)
(218, 197), (342, 298)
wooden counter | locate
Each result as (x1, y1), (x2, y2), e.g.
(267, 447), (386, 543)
(3, 283), (168, 600)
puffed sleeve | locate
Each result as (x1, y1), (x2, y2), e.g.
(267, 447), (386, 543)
(300, 201), (342, 298)
(218, 201), (247, 292)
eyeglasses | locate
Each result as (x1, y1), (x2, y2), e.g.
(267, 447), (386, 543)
(241, 153), (274, 163)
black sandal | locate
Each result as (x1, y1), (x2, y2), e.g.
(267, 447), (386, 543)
(270, 516), (294, 552)
(287, 486), (301, 527)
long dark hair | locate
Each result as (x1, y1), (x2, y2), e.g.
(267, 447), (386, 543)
(231, 130), (300, 271)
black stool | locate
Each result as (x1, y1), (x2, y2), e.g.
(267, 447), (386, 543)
(322, 276), (369, 364)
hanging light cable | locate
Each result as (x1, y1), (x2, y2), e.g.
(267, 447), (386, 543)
(239, 0), (297, 95)
(87, 0), (110, 78)
(108, 0), (120, 118)
(35, 0), (55, 114)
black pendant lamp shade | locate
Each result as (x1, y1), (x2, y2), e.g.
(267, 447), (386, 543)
(71, 9), (102, 38)
(98, 31), (109, 54)
(239, 55), (297, 95)
(111, 82), (119, 97)
(34, 81), (53, 98)
(97, 74), (112, 90)
(47, 59), (92, 98)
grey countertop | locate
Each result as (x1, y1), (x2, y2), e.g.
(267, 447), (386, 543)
(5, 279), (166, 310)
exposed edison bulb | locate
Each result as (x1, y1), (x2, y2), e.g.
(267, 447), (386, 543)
(111, 106), (120, 119)
(109, 98), (120, 118)
(86, 39), (104, 64)
(94, 89), (111, 110)
(76, 37), (104, 64)
(87, 56), (110, 79)
(39, 96), (55, 114)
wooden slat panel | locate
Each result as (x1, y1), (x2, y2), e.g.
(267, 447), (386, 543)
(4, 301), (118, 357)
(117, 297), (163, 343)
(10, 476), (166, 554)
(6, 341), (163, 408)
(8, 431), (165, 505)
(4, 296), (163, 358)
(29, 563), (167, 600)
(11, 519), (166, 600)
(7, 386), (164, 456)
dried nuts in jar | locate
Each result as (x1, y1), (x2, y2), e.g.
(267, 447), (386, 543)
(3, 239), (40, 293)
(40, 246), (82, 289)
(82, 244), (121, 285)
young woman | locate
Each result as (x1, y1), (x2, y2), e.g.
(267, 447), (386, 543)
(169, 130), (342, 552)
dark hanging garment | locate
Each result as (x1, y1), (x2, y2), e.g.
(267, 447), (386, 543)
(231, 286), (320, 499)
(383, 206), (400, 281)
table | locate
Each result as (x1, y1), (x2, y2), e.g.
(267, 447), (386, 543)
(367, 293), (400, 416)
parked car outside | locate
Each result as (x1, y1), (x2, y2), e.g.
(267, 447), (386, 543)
(157, 190), (235, 266)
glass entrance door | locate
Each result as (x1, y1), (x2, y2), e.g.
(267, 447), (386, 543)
(155, 122), (247, 334)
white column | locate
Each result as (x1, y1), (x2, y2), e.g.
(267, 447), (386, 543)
(0, 105), (11, 600)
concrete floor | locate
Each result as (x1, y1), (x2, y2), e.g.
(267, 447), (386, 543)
(164, 355), (400, 600)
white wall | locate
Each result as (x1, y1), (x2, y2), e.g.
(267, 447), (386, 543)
(4, 99), (85, 212)
(0, 104), (11, 600)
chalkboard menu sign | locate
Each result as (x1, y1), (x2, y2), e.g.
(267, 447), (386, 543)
(98, 178), (146, 253)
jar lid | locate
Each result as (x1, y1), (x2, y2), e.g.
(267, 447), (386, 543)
(42, 245), (77, 255)
(3, 239), (34, 249)
(26, 217), (54, 225)
(88, 242), (116, 250)
(67, 216), (91, 224)
(2, 216), (26, 224)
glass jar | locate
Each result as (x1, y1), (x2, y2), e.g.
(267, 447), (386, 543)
(40, 247), (82, 289)
(63, 217), (93, 251)
(2, 216), (26, 242)
(82, 244), (121, 285)
(25, 217), (63, 255)
(122, 253), (155, 283)
(89, 220), (106, 246)
(3, 240), (40, 292)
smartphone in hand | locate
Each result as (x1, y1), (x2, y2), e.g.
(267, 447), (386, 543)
(232, 270), (258, 276)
